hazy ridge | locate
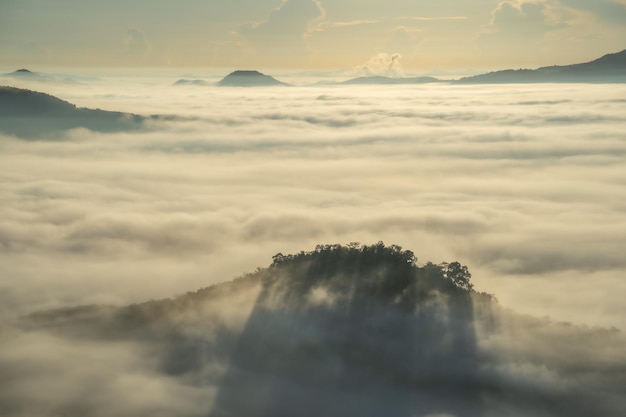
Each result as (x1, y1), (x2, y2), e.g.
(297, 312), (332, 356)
(0, 86), (147, 137)
(5, 48), (624, 90)
(456, 49), (626, 84)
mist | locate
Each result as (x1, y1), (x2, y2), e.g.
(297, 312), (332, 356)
(2, 244), (625, 417)
(1, 74), (626, 415)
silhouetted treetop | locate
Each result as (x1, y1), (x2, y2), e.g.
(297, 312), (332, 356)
(441, 261), (473, 291)
(271, 242), (416, 267)
(267, 242), (474, 303)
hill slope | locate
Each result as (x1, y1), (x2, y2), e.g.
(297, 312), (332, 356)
(0, 86), (146, 137)
(1, 68), (55, 82)
(16, 243), (626, 417)
(456, 49), (626, 83)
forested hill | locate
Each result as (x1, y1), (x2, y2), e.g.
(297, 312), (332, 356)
(23, 243), (491, 416)
(18, 243), (625, 417)
(25, 242), (480, 333)
(0, 86), (78, 117)
(0, 86), (146, 137)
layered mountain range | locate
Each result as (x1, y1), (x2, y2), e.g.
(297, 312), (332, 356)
(3, 49), (625, 93)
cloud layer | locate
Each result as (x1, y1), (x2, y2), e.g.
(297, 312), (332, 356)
(2, 79), (626, 329)
(1, 76), (626, 416)
(1, 245), (625, 417)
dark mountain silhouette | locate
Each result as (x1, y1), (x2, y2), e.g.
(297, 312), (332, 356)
(0, 86), (147, 138)
(456, 49), (626, 84)
(218, 70), (289, 87)
(173, 78), (210, 86)
(340, 76), (443, 85)
(2, 68), (55, 82)
(0, 68), (84, 84)
(13, 69), (35, 75)
(19, 242), (626, 417)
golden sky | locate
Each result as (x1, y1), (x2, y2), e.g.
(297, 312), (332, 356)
(1, 0), (625, 71)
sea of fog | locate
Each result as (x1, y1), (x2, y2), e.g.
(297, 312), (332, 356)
(1, 76), (626, 331)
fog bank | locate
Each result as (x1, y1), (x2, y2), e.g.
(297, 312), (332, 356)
(1, 79), (625, 330)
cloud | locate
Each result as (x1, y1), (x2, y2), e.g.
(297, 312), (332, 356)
(401, 16), (468, 22)
(1, 0), (623, 69)
(124, 28), (151, 59)
(559, 0), (626, 24)
(0, 330), (218, 416)
(317, 20), (378, 29)
(2, 78), (626, 416)
(477, 1), (569, 63)
(2, 249), (625, 416)
(1, 80), (626, 333)
(352, 52), (404, 77)
(238, 0), (325, 60)
(385, 26), (424, 57)
(490, 1), (555, 34)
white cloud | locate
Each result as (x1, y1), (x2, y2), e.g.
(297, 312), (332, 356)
(1, 80), (626, 332)
(401, 16), (468, 21)
(124, 28), (151, 59)
(238, 0), (325, 61)
(352, 52), (404, 77)
(475, 1), (579, 66)
(316, 19), (378, 29)
(2, 77), (626, 416)
(559, 0), (626, 24)
(489, 1), (556, 34)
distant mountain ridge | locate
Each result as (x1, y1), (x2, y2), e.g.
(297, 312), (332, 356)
(456, 49), (626, 84)
(13, 68), (35, 74)
(0, 85), (77, 116)
(218, 70), (288, 87)
(0, 86), (146, 137)
(2, 68), (55, 83)
(5, 49), (626, 91)
(173, 79), (210, 86)
(0, 68), (88, 84)
(340, 75), (443, 85)
(218, 49), (626, 86)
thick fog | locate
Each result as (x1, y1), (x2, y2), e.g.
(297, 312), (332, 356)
(2, 77), (625, 327)
(1, 245), (625, 417)
(1, 75), (625, 415)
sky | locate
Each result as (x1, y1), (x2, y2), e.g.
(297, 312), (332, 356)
(1, 0), (626, 71)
